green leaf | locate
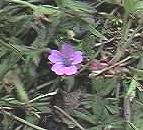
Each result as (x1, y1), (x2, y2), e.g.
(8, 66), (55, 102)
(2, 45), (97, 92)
(123, 0), (138, 13)
(134, 1), (143, 12)
(10, 0), (61, 15)
(91, 77), (117, 96)
(74, 110), (96, 124)
(88, 25), (107, 40)
(4, 70), (29, 103)
(126, 76), (138, 96)
(123, 0), (143, 13)
(56, 0), (94, 14)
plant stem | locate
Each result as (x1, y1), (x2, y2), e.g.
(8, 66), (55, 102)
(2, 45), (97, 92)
(2, 109), (47, 130)
(123, 96), (131, 122)
(89, 56), (132, 77)
(9, 0), (36, 9)
(110, 12), (130, 63)
(54, 106), (86, 130)
(29, 89), (58, 103)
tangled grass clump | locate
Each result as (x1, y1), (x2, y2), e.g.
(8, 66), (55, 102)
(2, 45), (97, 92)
(0, 0), (143, 130)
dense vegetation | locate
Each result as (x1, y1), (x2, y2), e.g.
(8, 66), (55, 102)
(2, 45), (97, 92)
(0, 0), (143, 130)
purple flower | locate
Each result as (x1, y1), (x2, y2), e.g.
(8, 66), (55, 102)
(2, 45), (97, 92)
(48, 43), (83, 75)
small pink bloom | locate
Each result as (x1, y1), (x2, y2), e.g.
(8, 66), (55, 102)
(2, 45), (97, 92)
(48, 43), (83, 75)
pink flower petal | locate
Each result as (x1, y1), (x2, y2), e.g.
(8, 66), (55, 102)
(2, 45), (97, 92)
(51, 64), (77, 76)
(51, 63), (65, 75)
(60, 43), (75, 58)
(72, 51), (83, 65)
(48, 50), (63, 63)
(63, 66), (77, 75)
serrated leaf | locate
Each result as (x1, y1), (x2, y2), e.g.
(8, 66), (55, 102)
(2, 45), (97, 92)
(91, 77), (117, 96)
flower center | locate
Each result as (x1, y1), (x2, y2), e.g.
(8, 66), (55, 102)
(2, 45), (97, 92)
(62, 57), (72, 67)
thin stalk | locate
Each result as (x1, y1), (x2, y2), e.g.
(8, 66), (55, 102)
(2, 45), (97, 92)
(2, 109), (47, 130)
(9, 0), (61, 14)
(123, 96), (131, 122)
(54, 106), (86, 130)
(29, 90), (58, 103)
(110, 12), (130, 63)
(129, 122), (139, 130)
(9, 0), (36, 9)
(89, 56), (132, 77)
